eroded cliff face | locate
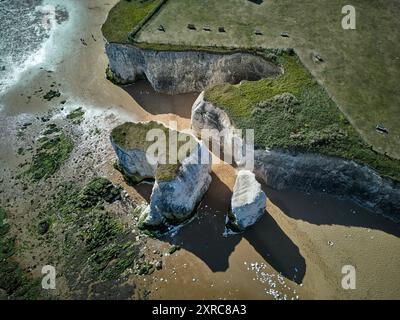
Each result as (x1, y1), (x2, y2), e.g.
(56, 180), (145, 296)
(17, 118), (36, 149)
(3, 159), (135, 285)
(105, 43), (281, 94)
(111, 140), (157, 182)
(192, 92), (234, 133)
(144, 143), (212, 229)
(191, 93), (400, 219)
(254, 150), (400, 218)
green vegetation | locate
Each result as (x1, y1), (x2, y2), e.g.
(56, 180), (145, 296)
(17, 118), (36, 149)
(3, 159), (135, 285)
(24, 132), (73, 181)
(37, 220), (50, 235)
(102, 0), (163, 43)
(138, 261), (155, 275)
(0, 208), (42, 299)
(66, 107), (85, 125)
(133, 0), (400, 159)
(106, 65), (121, 84)
(205, 52), (400, 181)
(43, 178), (155, 285)
(43, 123), (61, 135)
(47, 180), (125, 279)
(155, 163), (181, 182)
(111, 121), (168, 150)
(168, 244), (180, 254)
(0, 208), (10, 237)
(77, 177), (122, 207)
(133, 41), (262, 54)
(111, 121), (196, 181)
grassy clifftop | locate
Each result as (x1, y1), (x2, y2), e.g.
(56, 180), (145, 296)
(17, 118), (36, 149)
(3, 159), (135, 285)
(133, 0), (400, 160)
(103, 1), (400, 181)
(111, 121), (197, 181)
(205, 51), (400, 182)
(102, 0), (162, 43)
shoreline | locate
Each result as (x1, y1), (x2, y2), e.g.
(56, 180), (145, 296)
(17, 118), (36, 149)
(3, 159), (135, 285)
(0, 0), (399, 300)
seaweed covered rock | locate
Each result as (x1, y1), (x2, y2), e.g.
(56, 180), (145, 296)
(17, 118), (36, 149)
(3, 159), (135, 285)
(111, 121), (212, 233)
(226, 170), (266, 233)
(24, 132), (73, 181)
(76, 177), (121, 208)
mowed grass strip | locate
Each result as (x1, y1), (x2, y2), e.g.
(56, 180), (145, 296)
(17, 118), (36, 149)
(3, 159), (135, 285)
(102, 0), (162, 43)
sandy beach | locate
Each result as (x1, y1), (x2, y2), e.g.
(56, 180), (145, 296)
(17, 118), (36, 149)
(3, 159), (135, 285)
(0, 0), (399, 300)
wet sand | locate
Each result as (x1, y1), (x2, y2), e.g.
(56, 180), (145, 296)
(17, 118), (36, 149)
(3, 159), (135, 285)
(122, 81), (400, 300)
(1, 1), (399, 300)
(0, 0), (145, 120)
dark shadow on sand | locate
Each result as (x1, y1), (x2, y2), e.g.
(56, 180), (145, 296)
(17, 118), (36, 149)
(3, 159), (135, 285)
(264, 187), (400, 238)
(158, 176), (400, 284)
(161, 173), (306, 284)
(121, 80), (199, 119)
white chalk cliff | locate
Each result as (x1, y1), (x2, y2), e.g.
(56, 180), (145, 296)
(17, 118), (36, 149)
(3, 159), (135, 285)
(105, 44), (281, 94)
(140, 142), (212, 230)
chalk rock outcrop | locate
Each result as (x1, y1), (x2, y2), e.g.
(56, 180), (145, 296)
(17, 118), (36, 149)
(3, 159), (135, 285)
(145, 143), (212, 226)
(191, 92), (234, 133)
(227, 170), (267, 232)
(191, 92), (250, 167)
(110, 121), (212, 232)
(111, 141), (157, 184)
(105, 43), (281, 94)
(191, 94), (400, 219)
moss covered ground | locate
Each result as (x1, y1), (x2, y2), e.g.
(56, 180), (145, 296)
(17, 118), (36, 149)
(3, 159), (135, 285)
(24, 131), (74, 181)
(205, 51), (400, 182)
(66, 107), (85, 125)
(43, 178), (155, 287)
(0, 207), (43, 299)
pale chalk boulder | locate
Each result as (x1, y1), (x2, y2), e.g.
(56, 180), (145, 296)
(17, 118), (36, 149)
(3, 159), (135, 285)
(227, 170), (267, 232)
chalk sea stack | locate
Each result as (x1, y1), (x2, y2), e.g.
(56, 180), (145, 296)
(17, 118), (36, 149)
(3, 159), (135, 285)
(110, 121), (212, 233)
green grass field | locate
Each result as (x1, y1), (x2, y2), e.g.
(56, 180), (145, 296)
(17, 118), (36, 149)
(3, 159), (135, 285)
(102, 0), (163, 43)
(133, 0), (400, 160)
